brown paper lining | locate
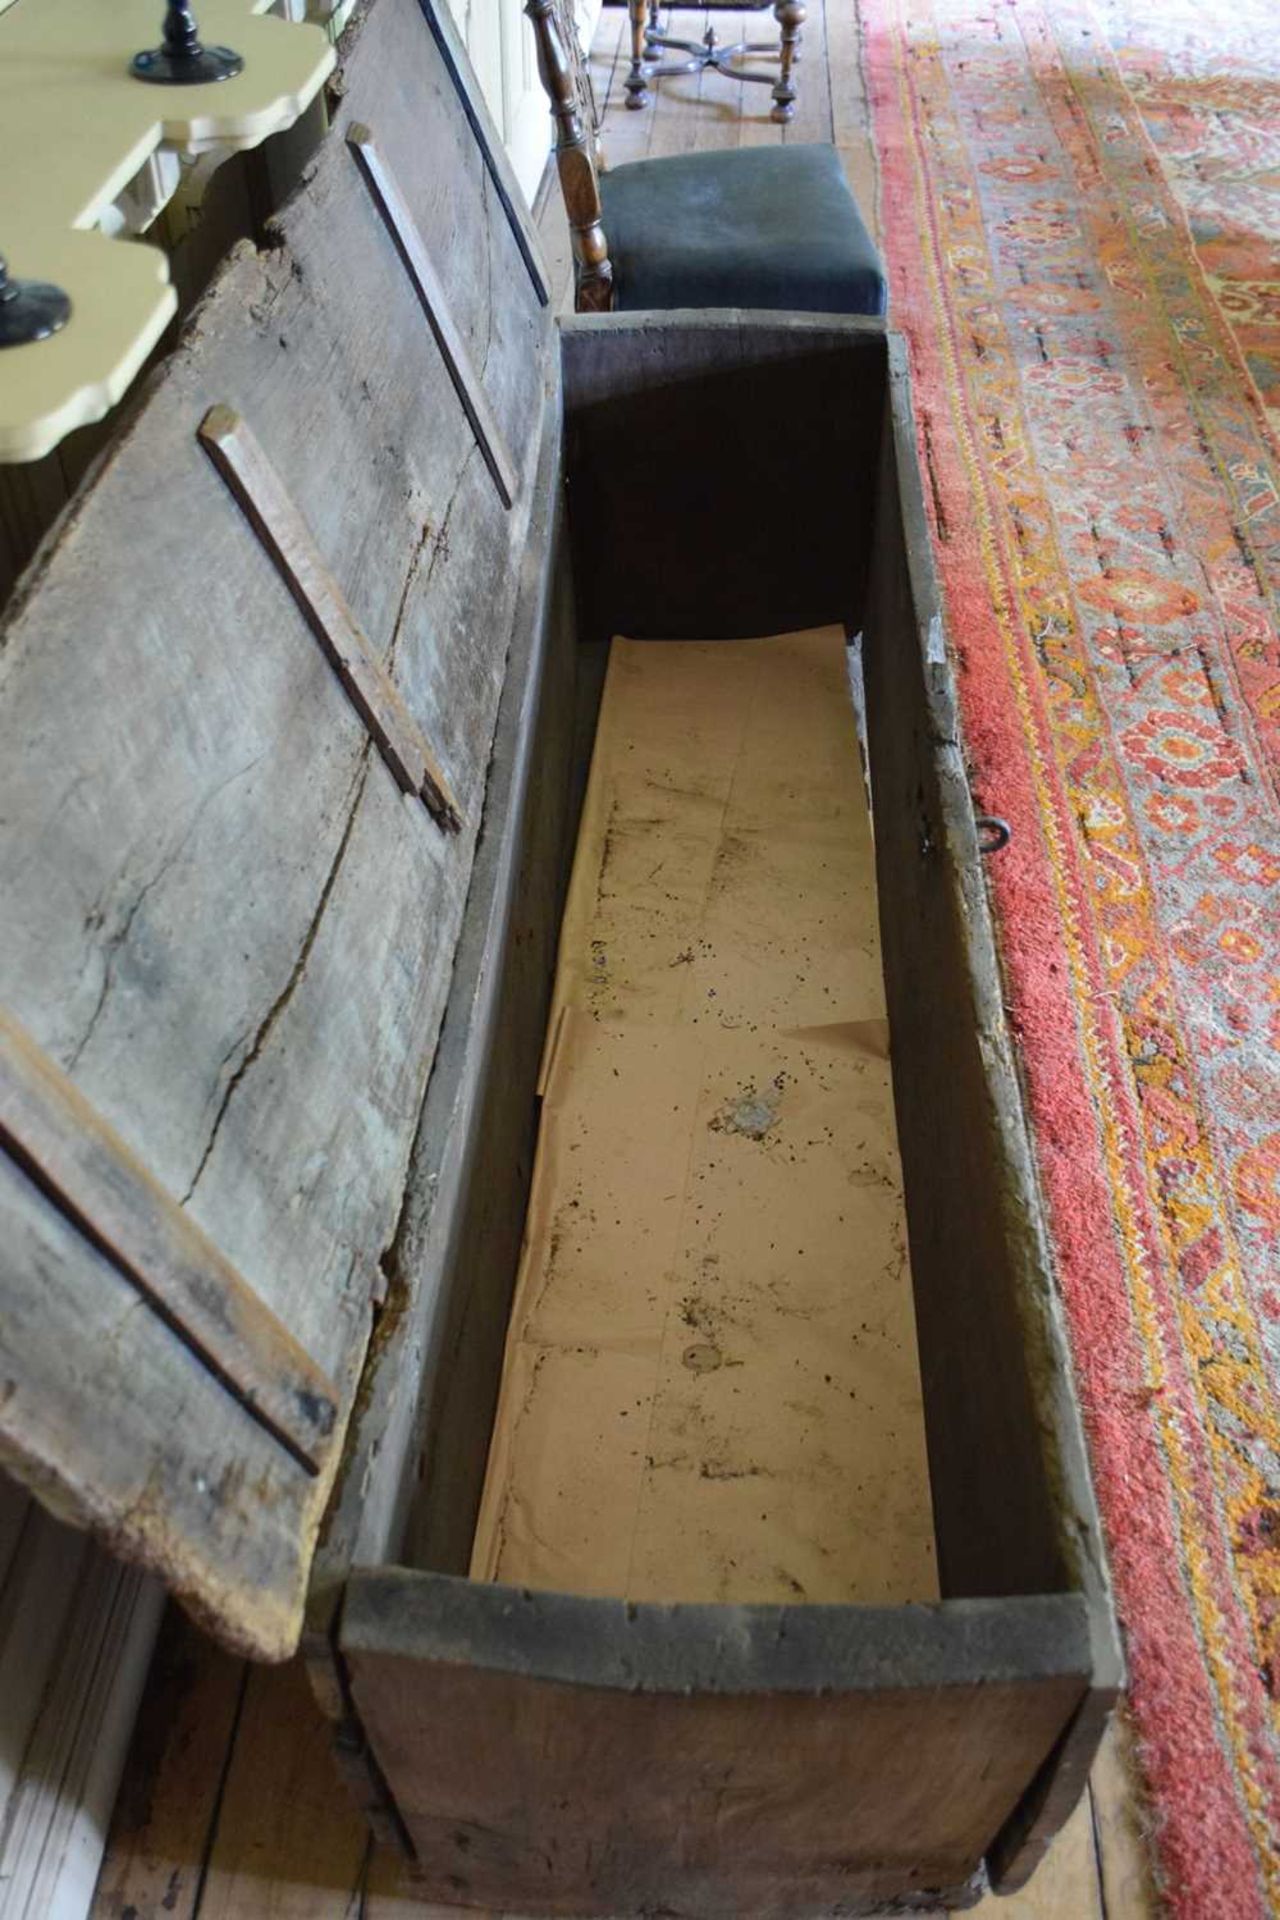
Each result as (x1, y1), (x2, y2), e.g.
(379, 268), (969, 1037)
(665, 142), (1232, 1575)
(471, 630), (937, 1606)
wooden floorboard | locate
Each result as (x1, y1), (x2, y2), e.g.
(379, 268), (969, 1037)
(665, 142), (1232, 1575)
(92, 11), (1162, 1918)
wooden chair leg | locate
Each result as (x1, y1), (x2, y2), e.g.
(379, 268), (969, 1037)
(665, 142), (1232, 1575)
(770, 0), (804, 122)
(525, 0), (614, 310)
(625, 0), (651, 109)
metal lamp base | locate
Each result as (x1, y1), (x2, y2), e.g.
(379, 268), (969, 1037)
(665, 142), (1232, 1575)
(131, 42), (244, 83)
(0, 270), (71, 349)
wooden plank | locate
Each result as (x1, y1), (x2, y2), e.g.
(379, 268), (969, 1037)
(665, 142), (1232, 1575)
(199, 406), (462, 834)
(643, 7), (708, 158)
(0, 1156), (353, 1662)
(860, 341), (1102, 1604)
(779, 0), (829, 144)
(1090, 1713), (1161, 1914)
(308, 392), (570, 1604)
(92, 1614), (1127, 1919)
(588, 1), (628, 119)
(91, 1605), (247, 1920)
(539, 188), (576, 316)
(0, 1006), (340, 1477)
(989, 1688), (1117, 1894)
(861, 337), (1123, 1887)
(596, 7), (661, 172)
(689, 7), (748, 151)
(347, 126), (519, 511)
(735, 0), (784, 149)
(193, 1659), (372, 1920)
(343, 1571), (1091, 1915)
(0, 0), (553, 1656)
(985, 1791), (1103, 1920)
(92, 1604), (441, 1920)
(828, 0), (880, 246)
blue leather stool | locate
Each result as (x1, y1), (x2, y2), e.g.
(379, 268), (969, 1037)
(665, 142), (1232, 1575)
(526, 0), (886, 317)
(600, 145), (885, 316)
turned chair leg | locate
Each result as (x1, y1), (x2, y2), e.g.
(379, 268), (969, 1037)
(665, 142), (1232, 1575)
(625, 0), (651, 108)
(770, 0), (804, 122)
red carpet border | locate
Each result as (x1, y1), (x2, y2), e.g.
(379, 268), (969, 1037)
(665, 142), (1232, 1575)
(862, 0), (1280, 1910)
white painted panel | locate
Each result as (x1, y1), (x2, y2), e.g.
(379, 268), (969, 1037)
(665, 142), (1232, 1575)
(0, 1487), (161, 1920)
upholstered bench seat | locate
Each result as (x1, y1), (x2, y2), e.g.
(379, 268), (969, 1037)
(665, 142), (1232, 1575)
(598, 143), (886, 315)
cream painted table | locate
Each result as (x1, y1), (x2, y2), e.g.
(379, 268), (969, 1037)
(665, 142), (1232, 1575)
(0, 0), (334, 461)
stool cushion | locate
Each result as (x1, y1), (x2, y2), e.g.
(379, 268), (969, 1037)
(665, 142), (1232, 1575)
(599, 143), (886, 316)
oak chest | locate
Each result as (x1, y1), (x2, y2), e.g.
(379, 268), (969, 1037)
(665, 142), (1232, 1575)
(0, 0), (1120, 1911)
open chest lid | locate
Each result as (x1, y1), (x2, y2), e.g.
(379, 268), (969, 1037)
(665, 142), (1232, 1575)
(0, 0), (555, 1660)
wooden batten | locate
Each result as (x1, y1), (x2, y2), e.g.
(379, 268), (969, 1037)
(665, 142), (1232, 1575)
(0, 1008), (339, 1477)
(198, 404), (464, 829)
(347, 125), (520, 510)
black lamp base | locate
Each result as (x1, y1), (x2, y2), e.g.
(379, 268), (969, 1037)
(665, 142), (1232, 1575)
(0, 274), (72, 349)
(130, 42), (244, 83)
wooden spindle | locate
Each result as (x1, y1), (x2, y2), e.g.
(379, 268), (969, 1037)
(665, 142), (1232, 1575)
(625, 0), (651, 111)
(770, 0), (805, 122)
(525, 0), (613, 313)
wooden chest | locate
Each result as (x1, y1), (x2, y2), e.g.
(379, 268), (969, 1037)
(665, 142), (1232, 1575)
(0, 0), (1120, 1911)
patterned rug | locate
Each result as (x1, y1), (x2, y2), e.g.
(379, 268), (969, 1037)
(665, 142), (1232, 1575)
(860, 0), (1280, 1911)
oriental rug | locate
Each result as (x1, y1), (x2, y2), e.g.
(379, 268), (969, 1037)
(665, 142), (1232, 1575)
(860, 0), (1280, 1911)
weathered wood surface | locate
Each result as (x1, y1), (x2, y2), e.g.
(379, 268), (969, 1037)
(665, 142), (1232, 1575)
(0, 1007), (340, 1476)
(92, 1599), (1160, 1918)
(198, 404), (463, 830)
(306, 398), (572, 1618)
(347, 126), (519, 512)
(0, 0), (553, 1659)
(544, 52), (1122, 1904)
(341, 1572), (1091, 1916)
(301, 313), (1117, 1894)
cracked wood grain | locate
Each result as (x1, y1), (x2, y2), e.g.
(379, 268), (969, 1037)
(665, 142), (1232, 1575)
(69, 752), (267, 1078)
(198, 407), (462, 834)
(0, 0), (553, 1652)
(0, 1008), (340, 1477)
(180, 749), (374, 1209)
